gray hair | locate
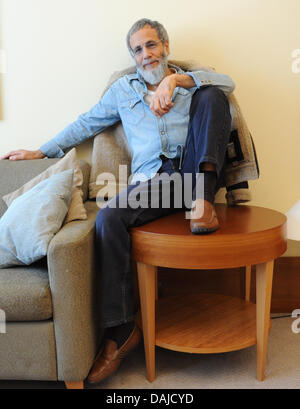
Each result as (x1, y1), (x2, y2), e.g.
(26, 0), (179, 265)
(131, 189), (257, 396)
(126, 18), (169, 56)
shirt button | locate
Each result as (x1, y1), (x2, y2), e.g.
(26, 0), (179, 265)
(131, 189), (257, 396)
(161, 131), (165, 135)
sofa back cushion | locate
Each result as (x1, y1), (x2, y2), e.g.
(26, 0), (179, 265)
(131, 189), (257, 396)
(89, 123), (132, 200)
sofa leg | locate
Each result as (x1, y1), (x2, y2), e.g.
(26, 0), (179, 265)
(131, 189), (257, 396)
(65, 381), (84, 389)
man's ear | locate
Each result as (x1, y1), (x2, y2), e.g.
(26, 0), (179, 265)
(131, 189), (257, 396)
(165, 41), (170, 55)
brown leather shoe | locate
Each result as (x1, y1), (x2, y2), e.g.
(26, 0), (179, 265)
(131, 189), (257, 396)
(190, 199), (219, 234)
(87, 324), (142, 384)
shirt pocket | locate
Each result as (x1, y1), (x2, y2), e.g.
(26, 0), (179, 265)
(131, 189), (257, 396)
(171, 91), (191, 117)
(119, 98), (145, 125)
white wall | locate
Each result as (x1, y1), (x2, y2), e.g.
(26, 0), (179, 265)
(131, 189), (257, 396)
(0, 0), (300, 215)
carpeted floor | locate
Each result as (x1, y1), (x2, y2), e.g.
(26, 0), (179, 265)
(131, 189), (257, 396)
(0, 316), (299, 389)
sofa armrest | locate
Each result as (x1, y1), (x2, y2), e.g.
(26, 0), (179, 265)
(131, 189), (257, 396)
(47, 201), (103, 381)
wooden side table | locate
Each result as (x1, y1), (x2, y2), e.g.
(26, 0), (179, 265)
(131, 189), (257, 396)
(131, 205), (287, 382)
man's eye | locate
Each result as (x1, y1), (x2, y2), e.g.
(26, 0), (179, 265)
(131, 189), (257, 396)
(134, 48), (142, 55)
(147, 42), (156, 48)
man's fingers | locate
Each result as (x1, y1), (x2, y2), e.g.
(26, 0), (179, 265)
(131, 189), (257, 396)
(159, 96), (165, 109)
(159, 96), (170, 112)
(0, 149), (43, 160)
(0, 152), (16, 160)
(156, 96), (173, 115)
(154, 98), (168, 116)
(0, 150), (25, 160)
(155, 107), (167, 117)
(9, 150), (20, 156)
(164, 95), (174, 108)
(151, 96), (173, 118)
(150, 100), (161, 117)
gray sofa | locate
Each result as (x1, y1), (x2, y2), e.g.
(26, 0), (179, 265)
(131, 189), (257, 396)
(0, 158), (103, 388)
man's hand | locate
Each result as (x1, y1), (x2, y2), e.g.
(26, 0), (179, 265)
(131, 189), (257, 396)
(150, 74), (176, 118)
(150, 73), (197, 118)
(0, 149), (46, 160)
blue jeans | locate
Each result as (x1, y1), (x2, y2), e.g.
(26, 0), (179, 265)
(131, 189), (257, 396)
(94, 86), (231, 328)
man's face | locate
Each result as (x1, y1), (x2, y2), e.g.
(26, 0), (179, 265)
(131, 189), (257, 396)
(129, 25), (170, 85)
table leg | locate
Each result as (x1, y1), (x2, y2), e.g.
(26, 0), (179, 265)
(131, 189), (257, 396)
(137, 262), (157, 382)
(256, 260), (274, 381)
(155, 269), (158, 300)
(245, 265), (252, 301)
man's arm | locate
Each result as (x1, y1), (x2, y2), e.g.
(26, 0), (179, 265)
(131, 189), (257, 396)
(183, 70), (235, 96)
(150, 71), (235, 118)
(0, 86), (120, 160)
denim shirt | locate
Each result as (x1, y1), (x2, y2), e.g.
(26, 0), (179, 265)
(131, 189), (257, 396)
(40, 64), (235, 184)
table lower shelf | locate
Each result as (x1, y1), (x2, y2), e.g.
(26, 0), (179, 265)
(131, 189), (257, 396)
(136, 293), (271, 354)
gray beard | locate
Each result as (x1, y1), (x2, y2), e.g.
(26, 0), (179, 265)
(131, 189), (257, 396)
(136, 54), (168, 85)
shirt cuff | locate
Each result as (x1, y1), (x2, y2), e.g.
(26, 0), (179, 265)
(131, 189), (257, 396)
(185, 72), (213, 89)
(39, 140), (65, 158)
(185, 72), (201, 88)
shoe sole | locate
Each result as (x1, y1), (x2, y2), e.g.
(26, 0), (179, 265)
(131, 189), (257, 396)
(190, 226), (219, 234)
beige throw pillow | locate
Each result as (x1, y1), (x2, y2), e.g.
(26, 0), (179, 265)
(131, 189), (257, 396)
(3, 148), (87, 224)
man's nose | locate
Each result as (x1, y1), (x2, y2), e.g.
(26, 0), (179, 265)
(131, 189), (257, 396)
(142, 46), (152, 59)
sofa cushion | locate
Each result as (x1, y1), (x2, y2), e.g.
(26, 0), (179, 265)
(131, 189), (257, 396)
(0, 169), (73, 268)
(0, 155), (90, 219)
(2, 148), (86, 224)
(0, 258), (52, 321)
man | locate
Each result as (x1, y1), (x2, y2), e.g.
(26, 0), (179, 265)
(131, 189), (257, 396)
(1, 19), (234, 384)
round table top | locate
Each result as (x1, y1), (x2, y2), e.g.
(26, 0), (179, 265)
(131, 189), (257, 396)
(131, 204), (287, 269)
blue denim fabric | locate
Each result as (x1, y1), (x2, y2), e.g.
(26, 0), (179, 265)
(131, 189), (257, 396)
(39, 64), (234, 184)
(94, 86), (232, 328)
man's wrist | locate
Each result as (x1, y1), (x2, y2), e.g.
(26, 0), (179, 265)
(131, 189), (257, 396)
(171, 73), (180, 87)
(173, 73), (196, 89)
(35, 149), (46, 159)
